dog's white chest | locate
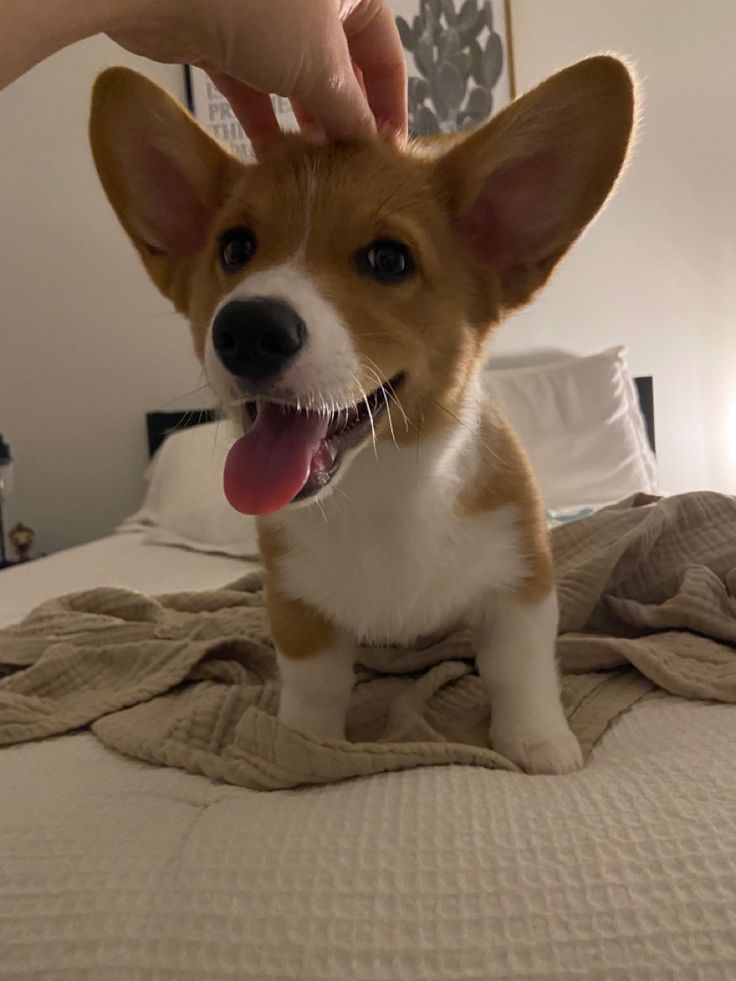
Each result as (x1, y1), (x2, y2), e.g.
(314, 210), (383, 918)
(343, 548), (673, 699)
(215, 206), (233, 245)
(268, 444), (526, 644)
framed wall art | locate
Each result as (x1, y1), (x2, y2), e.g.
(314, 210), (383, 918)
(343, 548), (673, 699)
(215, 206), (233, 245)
(183, 66), (297, 159)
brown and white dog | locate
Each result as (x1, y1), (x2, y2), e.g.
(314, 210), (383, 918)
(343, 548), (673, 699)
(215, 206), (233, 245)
(90, 56), (634, 773)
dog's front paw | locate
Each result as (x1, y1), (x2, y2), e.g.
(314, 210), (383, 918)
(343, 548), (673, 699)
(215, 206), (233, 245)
(490, 720), (583, 775)
(278, 702), (346, 742)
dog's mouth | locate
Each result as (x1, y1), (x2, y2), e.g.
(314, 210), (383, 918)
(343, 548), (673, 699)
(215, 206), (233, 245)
(223, 373), (404, 515)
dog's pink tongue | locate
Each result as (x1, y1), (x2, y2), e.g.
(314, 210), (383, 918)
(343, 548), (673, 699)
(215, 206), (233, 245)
(224, 403), (329, 515)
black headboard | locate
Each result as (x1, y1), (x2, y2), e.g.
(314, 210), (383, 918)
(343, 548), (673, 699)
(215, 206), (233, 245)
(146, 376), (656, 458)
(634, 376), (655, 453)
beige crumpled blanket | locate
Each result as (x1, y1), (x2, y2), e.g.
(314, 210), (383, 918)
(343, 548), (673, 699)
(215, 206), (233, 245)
(1, 492), (735, 790)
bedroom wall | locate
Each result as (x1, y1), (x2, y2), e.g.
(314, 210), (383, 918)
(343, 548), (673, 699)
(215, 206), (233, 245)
(0, 38), (198, 557)
(497, 0), (736, 496)
(1, 4), (733, 559)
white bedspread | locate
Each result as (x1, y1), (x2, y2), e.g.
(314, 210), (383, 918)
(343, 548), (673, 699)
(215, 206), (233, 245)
(2, 534), (735, 979)
(0, 532), (251, 626)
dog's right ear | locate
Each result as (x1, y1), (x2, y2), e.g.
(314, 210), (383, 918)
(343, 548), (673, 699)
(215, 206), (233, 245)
(435, 56), (635, 314)
(90, 67), (240, 311)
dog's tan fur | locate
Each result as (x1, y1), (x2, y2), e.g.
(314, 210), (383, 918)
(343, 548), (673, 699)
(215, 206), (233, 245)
(257, 521), (337, 660)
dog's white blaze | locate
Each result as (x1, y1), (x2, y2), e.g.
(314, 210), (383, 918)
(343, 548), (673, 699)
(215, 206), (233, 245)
(205, 262), (360, 409)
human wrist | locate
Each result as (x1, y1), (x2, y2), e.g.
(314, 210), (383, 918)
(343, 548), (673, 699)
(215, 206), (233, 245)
(1, 0), (132, 89)
(18, 0), (123, 51)
(103, 0), (211, 47)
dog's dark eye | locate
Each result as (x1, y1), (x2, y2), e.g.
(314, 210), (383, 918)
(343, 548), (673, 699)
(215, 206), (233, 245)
(356, 239), (415, 283)
(219, 227), (257, 272)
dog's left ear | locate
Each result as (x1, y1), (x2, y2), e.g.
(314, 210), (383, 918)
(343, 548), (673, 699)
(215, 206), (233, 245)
(436, 55), (635, 310)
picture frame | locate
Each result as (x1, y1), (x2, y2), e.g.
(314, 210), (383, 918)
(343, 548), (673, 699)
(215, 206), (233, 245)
(184, 0), (514, 155)
(183, 67), (297, 159)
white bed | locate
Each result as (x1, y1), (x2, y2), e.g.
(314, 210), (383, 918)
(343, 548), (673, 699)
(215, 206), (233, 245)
(2, 350), (735, 979)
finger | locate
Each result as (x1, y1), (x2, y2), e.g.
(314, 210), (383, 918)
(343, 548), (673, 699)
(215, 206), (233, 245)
(291, 100), (313, 129)
(207, 72), (280, 155)
(345, 1), (408, 137)
(293, 58), (365, 133)
(352, 61), (368, 98)
(290, 99), (324, 143)
(293, 25), (376, 142)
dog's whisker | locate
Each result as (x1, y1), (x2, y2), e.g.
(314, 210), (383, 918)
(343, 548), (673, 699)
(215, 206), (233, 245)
(382, 388), (399, 449)
(333, 484), (356, 508)
(360, 358), (416, 438)
(360, 379), (394, 449)
(355, 378), (379, 459)
(363, 355), (416, 432)
(208, 410), (224, 461)
(433, 399), (507, 465)
(360, 364), (399, 449)
(370, 172), (426, 220)
(163, 406), (202, 441)
(158, 382), (212, 409)
(385, 385), (412, 434)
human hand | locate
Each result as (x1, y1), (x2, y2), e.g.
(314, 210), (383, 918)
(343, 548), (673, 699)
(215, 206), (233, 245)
(108, 0), (408, 153)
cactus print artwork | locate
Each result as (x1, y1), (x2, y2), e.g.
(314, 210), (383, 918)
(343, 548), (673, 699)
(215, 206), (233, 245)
(395, 0), (513, 136)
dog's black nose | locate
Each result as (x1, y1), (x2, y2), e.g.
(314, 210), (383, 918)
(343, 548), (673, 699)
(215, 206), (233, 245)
(212, 299), (306, 383)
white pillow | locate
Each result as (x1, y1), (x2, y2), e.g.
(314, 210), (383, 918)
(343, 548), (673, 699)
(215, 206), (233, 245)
(483, 347), (657, 511)
(120, 419), (259, 558)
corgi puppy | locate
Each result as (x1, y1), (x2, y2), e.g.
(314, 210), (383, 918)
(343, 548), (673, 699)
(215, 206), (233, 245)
(90, 56), (634, 773)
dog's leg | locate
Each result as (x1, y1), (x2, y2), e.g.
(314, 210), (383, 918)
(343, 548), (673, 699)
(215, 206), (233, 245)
(474, 589), (583, 774)
(277, 638), (355, 741)
(267, 585), (354, 741)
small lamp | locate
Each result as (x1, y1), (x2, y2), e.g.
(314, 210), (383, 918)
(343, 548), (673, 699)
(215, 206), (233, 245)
(0, 434), (13, 568)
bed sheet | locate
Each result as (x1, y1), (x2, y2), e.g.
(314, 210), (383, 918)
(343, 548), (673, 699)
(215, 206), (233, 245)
(1, 533), (735, 980)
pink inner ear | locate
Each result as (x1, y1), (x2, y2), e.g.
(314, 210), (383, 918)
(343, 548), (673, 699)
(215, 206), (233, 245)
(134, 145), (214, 257)
(457, 152), (559, 272)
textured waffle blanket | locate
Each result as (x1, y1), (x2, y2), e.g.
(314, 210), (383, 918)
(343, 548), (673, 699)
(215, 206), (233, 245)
(1, 492), (735, 790)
